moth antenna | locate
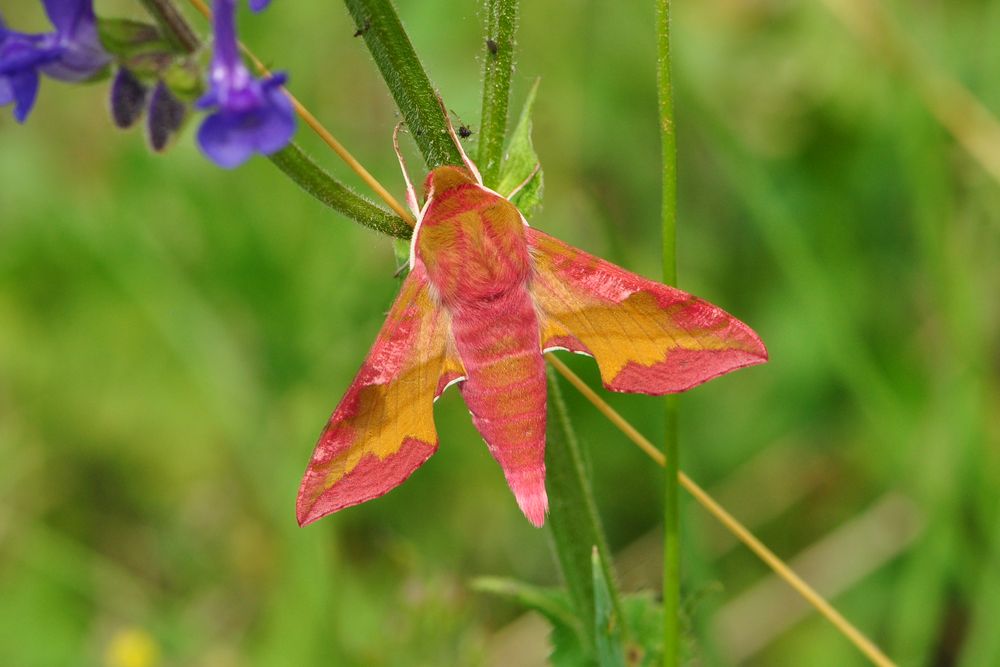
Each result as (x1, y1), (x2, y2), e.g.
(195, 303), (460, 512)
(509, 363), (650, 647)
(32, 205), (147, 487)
(393, 122), (421, 217)
(436, 94), (483, 185)
(505, 162), (541, 200)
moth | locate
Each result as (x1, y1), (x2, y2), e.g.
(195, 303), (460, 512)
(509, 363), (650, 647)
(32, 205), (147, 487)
(296, 120), (767, 527)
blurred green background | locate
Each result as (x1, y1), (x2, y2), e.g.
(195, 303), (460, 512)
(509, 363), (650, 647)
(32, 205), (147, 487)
(1, 0), (998, 665)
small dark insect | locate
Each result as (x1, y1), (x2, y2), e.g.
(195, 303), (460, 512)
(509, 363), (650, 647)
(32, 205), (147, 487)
(486, 38), (499, 55)
(353, 19), (370, 37)
(448, 109), (473, 139)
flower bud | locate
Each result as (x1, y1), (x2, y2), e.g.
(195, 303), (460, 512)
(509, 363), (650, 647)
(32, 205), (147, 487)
(109, 67), (147, 129)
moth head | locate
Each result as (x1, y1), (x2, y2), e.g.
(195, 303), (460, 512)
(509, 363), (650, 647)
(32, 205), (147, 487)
(423, 165), (477, 203)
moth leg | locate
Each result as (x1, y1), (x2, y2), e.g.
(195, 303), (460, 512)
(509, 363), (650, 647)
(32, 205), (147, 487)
(435, 94), (484, 185)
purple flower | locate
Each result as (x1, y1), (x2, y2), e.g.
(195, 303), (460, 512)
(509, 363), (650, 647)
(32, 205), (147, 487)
(0, 0), (110, 122)
(196, 0), (295, 168)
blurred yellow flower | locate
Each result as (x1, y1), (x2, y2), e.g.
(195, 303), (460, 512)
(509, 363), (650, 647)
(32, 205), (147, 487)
(104, 628), (160, 667)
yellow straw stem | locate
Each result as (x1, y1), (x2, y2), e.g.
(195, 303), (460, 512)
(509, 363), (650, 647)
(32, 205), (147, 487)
(545, 354), (896, 667)
(186, 0), (415, 226)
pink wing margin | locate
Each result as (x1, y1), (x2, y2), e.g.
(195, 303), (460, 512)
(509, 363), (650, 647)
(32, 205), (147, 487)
(528, 228), (767, 394)
(296, 264), (464, 526)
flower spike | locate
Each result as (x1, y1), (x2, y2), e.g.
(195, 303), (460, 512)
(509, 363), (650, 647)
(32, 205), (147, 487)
(195, 0), (295, 168)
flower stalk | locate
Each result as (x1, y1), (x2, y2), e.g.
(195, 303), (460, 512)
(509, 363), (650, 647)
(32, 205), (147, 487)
(656, 0), (680, 663)
(477, 0), (518, 188)
(139, 0), (199, 52)
(269, 143), (411, 238)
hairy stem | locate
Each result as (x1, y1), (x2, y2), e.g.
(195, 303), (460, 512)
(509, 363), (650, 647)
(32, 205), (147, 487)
(270, 144), (411, 239)
(344, 0), (463, 169)
(477, 0), (519, 187)
(656, 0), (680, 664)
(545, 366), (623, 651)
(140, 0), (200, 53)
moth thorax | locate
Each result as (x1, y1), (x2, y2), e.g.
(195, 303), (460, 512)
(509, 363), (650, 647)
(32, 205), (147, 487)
(416, 167), (532, 306)
(423, 165), (476, 202)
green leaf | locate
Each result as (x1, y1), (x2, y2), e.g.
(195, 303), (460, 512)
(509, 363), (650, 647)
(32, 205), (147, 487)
(545, 366), (622, 652)
(97, 18), (176, 61)
(621, 593), (665, 667)
(497, 79), (545, 219)
(551, 620), (596, 667)
(611, 588), (712, 666)
(496, 78), (543, 219)
(593, 548), (626, 667)
(472, 577), (594, 667)
(393, 238), (411, 276)
(472, 577), (578, 628)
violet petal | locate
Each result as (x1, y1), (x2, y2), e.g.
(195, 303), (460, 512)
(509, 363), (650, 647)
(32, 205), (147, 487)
(7, 68), (40, 123)
(41, 0), (93, 36)
(250, 86), (295, 153)
(197, 111), (256, 168)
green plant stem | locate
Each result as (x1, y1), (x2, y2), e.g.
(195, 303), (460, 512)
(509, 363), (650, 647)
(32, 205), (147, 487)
(344, 0), (463, 169)
(662, 397), (679, 663)
(545, 365), (623, 652)
(140, 0), (200, 53)
(141, 0), (408, 238)
(270, 144), (411, 239)
(656, 0), (680, 665)
(477, 0), (519, 187)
